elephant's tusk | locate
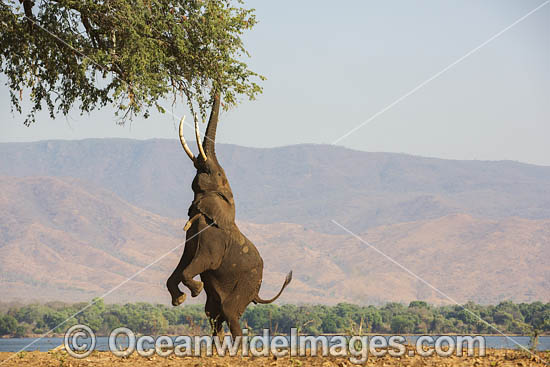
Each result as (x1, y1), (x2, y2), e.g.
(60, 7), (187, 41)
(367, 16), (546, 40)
(179, 116), (196, 162)
(184, 214), (201, 231)
(194, 113), (208, 162)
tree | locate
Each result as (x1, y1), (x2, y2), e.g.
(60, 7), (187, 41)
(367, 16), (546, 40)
(42, 311), (67, 332)
(78, 298), (105, 332)
(390, 314), (416, 334)
(0, 0), (264, 125)
(408, 301), (429, 309)
(0, 314), (18, 336)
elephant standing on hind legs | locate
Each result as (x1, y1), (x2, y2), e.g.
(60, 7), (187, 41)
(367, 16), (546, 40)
(166, 93), (292, 337)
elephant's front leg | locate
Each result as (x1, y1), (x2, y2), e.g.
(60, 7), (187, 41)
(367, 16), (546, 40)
(167, 257), (204, 305)
(180, 257), (206, 297)
(166, 270), (186, 306)
(172, 218), (222, 305)
(183, 220), (227, 295)
(166, 228), (199, 306)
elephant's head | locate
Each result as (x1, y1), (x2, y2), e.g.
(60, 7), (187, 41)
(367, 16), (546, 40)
(179, 94), (235, 229)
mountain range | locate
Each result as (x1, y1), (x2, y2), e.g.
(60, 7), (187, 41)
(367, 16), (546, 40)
(0, 140), (549, 305)
(2, 140), (550, 233)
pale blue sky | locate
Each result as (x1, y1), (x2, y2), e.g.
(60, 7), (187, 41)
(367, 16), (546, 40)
(1, 0), (549, 165)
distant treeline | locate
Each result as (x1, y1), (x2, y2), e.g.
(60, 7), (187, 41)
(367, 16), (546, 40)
(0, 300), (549, 337)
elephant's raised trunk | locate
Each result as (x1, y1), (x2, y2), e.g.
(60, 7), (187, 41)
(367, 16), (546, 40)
(202, 92), (221, 160)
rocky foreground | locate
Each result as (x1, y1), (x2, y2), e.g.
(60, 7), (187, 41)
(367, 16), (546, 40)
(0, 349), (549, 367)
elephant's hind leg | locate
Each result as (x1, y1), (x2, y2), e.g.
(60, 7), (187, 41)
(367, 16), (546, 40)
(210, 315), (225, 337)
(221, 279), (258, 337)
(206, 297), (225, 337)
(225, 314), (242, 337)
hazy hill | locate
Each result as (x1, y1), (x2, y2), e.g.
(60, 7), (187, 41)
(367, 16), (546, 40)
(1, 140), (550, 233)
(0, 176), (182, 303)
(1, 176), (548, 305)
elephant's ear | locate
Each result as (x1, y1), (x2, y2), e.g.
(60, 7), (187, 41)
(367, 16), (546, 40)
(194, 192), (235, 230)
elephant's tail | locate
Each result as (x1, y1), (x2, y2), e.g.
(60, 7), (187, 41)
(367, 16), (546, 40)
(253, 271), (292, 304)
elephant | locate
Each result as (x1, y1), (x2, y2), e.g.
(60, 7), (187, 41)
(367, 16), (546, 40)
(166, 93), (292, 337)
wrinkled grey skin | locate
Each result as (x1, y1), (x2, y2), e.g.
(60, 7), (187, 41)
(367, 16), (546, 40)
(166, 94), (292, 337)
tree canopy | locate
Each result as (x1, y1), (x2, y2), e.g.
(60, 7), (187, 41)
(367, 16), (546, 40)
(0, 0), (264, 125)
(1, 300), (550, 337)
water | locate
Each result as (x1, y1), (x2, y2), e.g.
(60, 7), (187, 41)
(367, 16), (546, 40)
(0, 335), (549, 352)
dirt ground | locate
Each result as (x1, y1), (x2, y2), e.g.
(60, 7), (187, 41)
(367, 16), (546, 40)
(1, 349), (549, 367)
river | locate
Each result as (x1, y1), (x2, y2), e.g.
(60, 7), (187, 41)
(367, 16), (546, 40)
(0, 335), (549, 352)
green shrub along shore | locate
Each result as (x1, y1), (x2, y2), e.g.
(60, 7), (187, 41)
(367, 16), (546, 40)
(0, 300), (549, 337)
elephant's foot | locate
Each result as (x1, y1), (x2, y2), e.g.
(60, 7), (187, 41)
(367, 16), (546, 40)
(172, 293), (186, 307)
(191, 281), (203, 297)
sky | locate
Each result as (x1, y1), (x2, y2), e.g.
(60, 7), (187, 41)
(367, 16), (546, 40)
(1, 0), (549, 165)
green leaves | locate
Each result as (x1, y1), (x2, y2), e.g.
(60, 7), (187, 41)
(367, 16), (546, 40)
(0, 0), (264, 125)
(1, 300), (550, 337)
